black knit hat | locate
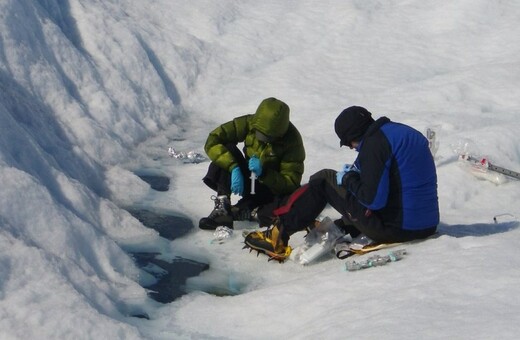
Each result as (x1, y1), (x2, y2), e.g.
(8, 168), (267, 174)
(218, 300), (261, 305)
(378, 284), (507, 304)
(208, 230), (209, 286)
(334, 106), (375, 146)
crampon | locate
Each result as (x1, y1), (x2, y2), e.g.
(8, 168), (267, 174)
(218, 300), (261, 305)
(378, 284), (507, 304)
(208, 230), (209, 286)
(243, 226), (291, 263)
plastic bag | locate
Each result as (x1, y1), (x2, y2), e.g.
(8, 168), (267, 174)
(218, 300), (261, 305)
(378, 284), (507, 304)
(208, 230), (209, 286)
(290, 217), (344, 265)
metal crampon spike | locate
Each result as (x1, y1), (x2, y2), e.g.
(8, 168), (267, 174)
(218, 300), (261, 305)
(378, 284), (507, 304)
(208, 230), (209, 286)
(268, 256), (284, 263)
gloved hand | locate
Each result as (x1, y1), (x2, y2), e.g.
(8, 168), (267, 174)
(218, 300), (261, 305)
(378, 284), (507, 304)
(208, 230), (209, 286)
(336, 170), (346, 186)
(336, 164), (350, 185)
(230, 166), (244, 196)
(248, 156), (263, 177)
(336, 164), (360, 186)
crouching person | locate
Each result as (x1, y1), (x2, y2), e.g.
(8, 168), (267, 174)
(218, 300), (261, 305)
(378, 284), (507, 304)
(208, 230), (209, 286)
(199, 97), (306, 230)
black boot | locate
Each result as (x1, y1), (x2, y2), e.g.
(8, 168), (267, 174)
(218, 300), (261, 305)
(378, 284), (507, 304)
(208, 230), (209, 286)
(231, 205), (258, 222)
(230, 197), (258, 222)
(199, 195), (233, 230)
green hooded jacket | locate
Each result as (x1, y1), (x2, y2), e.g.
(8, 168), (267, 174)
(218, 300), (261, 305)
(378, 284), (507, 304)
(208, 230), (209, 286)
(204, 98), (305, 195)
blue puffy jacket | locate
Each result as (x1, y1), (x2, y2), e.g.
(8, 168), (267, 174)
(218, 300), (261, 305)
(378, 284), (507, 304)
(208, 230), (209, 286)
(345, 117), (439, 231)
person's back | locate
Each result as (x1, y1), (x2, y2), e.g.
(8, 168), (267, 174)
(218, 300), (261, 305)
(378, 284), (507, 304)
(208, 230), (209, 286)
(376, 121), (439, 231)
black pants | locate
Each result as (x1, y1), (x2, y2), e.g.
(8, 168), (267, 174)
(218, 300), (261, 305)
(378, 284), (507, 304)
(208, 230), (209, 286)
(278, 169), (436, 244)
(202, 144), (283, 227)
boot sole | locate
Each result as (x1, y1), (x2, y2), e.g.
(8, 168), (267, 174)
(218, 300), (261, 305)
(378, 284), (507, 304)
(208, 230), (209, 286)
(199, 218), (233, 230)
(244, 239), (291, 262)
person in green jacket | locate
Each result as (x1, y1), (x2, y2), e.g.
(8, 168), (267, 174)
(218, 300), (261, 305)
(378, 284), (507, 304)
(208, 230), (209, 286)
(199, 97), (306, 230)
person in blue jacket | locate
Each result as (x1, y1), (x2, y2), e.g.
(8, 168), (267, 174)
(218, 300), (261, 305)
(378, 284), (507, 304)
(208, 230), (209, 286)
(245, 106), (439, 259)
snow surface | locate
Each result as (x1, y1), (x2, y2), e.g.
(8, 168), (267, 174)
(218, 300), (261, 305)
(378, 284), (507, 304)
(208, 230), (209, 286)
(1, 0), (520, 339)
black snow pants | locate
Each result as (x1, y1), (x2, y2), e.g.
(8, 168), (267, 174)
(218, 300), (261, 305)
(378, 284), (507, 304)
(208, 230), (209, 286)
(276, 169), (436, 244)
(202, 144), (284, 226)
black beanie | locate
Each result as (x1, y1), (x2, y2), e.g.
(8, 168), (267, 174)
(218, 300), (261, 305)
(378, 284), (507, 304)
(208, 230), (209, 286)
(334, 106), (375, 146)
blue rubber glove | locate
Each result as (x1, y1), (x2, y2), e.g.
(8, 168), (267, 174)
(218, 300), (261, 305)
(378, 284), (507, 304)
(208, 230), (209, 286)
(336, 164), (359, 186)
(230, 166), (244, 196)
(336, 164), (350, 185)
(248, 156), (263, 177)
(336, 170), (346, 186)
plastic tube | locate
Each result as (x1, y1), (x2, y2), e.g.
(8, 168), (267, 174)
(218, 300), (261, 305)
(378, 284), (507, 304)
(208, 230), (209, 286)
(250, 172), (256, 194)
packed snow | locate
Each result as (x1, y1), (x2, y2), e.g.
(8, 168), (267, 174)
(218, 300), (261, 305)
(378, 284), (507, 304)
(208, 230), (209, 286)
(1, 0), (520, 339)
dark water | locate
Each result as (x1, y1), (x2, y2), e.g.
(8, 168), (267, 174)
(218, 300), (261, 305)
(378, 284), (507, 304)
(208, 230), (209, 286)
(130, 251), (209, 304)
(138, 175), (170, 192)
(128, 208), (192, 240)
(127, 174), (209, 305)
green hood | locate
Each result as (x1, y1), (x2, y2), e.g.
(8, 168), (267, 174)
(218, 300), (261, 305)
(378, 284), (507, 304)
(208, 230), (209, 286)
(252, 97), (290, 139)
